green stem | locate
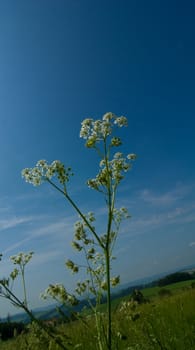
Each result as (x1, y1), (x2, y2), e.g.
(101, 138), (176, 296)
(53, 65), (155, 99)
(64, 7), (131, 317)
(21, 266), (28, 308)
(104, 139), (114, 350)
(105, 248), (112, 350)
(46, 179), (105, 249)
(0, 283), (68, 350)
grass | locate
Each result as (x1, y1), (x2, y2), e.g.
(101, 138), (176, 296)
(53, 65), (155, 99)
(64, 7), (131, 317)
(0, 281), (195, 349)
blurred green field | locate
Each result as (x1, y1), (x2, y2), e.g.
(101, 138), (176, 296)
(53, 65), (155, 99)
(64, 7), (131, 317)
(142, 278), (195, 298)
(0, 281), (195, 349)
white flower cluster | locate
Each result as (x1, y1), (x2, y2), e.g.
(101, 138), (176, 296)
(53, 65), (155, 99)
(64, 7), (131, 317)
(22, 160), (73, 186)
(113, 207), (131, 229)
(100, 275), (120, 290)
(119, 300), (138, 313)
(87, 152), (136, 190)
(10, 252), (34, 266)
(80, 112), (128, 148)
(119, 300), (141, 322)
(74, 213), (95, 244)
(75, 281), (88, 295)
(110, 275), (120, 287)
(10, 268), (19, 280)
(100, 280), (107, 291)
(65, 259), (79, 273)
(42, 284), (78, 306)
(74, 221), (87, 241)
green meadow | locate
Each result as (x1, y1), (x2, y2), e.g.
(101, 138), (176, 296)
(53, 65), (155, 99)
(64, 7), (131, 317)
(142, 278), (195, 298)
(1, 280), (195, 349)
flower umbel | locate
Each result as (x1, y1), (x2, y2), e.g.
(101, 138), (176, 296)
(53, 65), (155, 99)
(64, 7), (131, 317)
(80, 113), (128, 148)
(22, 160), (73, 187)
(41, 284), (78, 306)
(10, 252), (34, 266)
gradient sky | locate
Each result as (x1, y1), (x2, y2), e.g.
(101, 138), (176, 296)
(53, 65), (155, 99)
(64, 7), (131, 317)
(0, 0), (195, 317)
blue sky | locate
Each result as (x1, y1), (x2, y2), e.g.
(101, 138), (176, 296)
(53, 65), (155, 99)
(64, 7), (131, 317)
(0, 0), (195, 317)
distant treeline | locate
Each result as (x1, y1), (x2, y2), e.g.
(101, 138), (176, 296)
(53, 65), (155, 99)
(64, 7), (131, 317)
(157, 271), (195, 287)
(118, 271), (195, 298)
(0, 322), (25, 341)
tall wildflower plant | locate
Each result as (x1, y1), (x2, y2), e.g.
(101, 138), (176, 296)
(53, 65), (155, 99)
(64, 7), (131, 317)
(21, 112), (136, 350)
(0, 252), (33, 310)
(0, 253), (70, 350)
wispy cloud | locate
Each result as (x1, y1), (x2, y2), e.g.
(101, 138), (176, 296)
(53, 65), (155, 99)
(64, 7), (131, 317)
(120, 202), (195, 238)
(0, 216), (33, 231)
(30, 250), (63, 266)
(139, 184), (192, 206)
(189, 242), (195, 247)
(2, 215), (76, 255)
(30, 219), (74, 238)
(140, 189), (176, 205)
(3, 238), (33, 255)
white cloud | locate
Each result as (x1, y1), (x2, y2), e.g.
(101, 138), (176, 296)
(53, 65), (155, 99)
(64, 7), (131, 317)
(31, 219), (73, 238)
(0, 216), (33, 231)
(120, 202), (195, 238)
(2, 215), (76, 255)
(189, 242), (195, 247)
(30, 250), (63, 266)
(139, 184), (192, 206)
(140, 189), (176, 206)
(3, 238), (32, 255)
